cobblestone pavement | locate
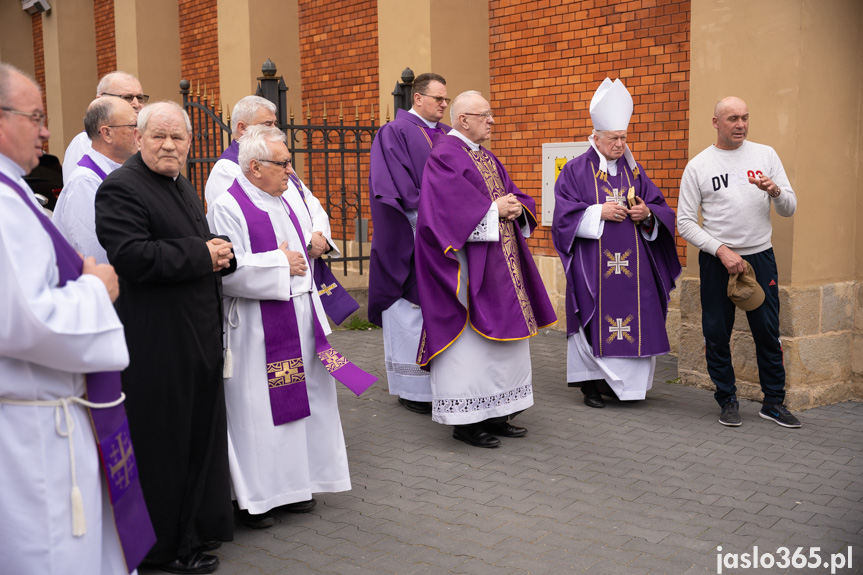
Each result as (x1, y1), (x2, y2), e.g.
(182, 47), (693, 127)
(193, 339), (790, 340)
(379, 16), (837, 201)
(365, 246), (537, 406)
(143, 329), (862, 575)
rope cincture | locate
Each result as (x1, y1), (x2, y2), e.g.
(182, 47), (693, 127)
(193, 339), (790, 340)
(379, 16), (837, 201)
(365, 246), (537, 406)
(0, 393), (126, 536)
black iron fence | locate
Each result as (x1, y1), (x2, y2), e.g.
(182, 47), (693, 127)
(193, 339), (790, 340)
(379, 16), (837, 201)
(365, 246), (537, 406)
(180, 60), (411, 275)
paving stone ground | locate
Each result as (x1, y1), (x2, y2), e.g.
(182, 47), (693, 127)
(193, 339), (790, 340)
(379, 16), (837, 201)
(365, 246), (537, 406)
(142, 328), (862, 575)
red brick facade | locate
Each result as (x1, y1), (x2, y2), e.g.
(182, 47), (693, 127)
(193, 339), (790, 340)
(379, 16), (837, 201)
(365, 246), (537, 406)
(488, 0), (690, 262)
(31, 13), (47, 152)
(298, 0), (379, 240)
(94, 0), (117, 78)
(179, 0), (220, 103)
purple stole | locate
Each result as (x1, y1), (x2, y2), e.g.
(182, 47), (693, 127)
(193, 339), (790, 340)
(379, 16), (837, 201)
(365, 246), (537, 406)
(288, 172), (360, 325)
(0, 171), (155, 572)
(220, 142), (359, 325)
(225, 180), (376, 425)
(77, 154), (108, 180)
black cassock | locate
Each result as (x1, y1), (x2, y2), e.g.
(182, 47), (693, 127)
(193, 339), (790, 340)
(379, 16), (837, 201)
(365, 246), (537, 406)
(96, 152), (235, 562)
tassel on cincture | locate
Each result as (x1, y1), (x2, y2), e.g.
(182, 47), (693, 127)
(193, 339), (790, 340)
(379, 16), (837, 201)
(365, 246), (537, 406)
(223, 348), (233, 378)
(71, 485), (87, 536)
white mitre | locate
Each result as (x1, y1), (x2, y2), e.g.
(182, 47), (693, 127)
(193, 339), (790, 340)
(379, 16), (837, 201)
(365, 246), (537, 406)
(587, 78), (638, 177)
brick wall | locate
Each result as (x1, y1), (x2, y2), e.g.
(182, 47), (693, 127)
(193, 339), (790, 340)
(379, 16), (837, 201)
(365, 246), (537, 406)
(179, 0), (220, 102)
(179, 0), (221, 199)
(489, 0), (690, 263)
(94, 0), (117, 78)
(32, 13), (47, 152)
(298, 0), (379, 241)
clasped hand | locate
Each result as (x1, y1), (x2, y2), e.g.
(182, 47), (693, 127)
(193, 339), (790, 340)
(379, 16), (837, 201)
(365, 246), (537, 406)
(206, 237), (234, 272)
(279, 241), (307, 276)
(494, 194), (522, 221)
(602, 196), (651, 223)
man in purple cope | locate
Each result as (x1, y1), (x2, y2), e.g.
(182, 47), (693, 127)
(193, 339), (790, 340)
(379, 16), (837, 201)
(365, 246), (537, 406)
(415, 90), (557, 448)
(369, 72), (451, 415)
(552, 78), (680, 409)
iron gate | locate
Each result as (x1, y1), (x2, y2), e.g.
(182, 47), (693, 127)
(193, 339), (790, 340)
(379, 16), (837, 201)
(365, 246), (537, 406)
(180, 60), (410, 274)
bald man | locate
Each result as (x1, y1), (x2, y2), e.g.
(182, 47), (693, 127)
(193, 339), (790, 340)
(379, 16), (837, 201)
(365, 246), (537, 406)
(54, 97), (138, 263)
(678, 97), (801, 429)
(62, 71), (146, 183)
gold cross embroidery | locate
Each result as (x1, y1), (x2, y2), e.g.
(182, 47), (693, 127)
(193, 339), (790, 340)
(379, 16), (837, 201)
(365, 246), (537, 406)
(268, 359), (304, 387)
(605, 314), (635, 344)
(109, 432), (134, 490)
(605, 187), (626, 206)
(604, 249), (633, 278)
(318, 282), (337, 297)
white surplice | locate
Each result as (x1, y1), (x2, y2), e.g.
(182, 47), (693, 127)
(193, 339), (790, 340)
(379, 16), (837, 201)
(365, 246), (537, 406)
(429, 136), (535, 425)
(0, 154), (133, 575)
(53, 149), (122, 264)
(61, 131), (92, 184)
(205, 157), (339, 255)
(381, 207), (432, 401)
(564, 154), (658, 400)
(207, 175), (350, 514)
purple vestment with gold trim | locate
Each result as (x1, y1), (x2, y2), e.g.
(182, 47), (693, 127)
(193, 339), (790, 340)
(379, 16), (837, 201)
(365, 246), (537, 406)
(552, 147), (681, 358)
(415, 135), (557, 366)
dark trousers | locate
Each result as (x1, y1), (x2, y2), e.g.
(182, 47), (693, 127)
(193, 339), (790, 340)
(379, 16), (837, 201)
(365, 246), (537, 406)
(699, 248), (785, 406)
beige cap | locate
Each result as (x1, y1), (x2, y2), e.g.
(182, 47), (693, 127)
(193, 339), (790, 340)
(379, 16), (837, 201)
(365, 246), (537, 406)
(727, 260), (765, 311)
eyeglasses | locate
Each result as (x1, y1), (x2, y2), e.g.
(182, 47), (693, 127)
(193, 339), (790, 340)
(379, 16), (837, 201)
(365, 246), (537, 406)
(462, 111), (494, 119)
(1, 107), (47, 127)
(101, 92), (150, 104)
(418, 93), (451, 105)
(105, 123), (137, 129)
(257, 158), (291, 169)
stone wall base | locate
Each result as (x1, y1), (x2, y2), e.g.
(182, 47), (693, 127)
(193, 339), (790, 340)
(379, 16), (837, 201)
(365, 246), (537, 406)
(680, 370), (863, 411)
(678, 275), (863, 411)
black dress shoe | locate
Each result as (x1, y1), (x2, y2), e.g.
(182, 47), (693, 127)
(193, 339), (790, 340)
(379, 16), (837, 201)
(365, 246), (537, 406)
(398, 397), (433, 414)
(484, 421), (527, 438)
(235, 507), (275, 529)
(196, 540), (222, 552)
(453, 425), (501, 448)
(153, 551), (219, 574)
(280, 498), (316, 513)
(581, 380), (606, 408)
(583, 393), (605, 408)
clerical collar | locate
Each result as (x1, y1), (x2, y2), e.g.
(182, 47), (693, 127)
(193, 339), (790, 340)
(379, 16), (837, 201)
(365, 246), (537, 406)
(0, 151), (27, 180)
(587, 133), (638, 176)
(450, 129), (481, 151)
(408, 107), (439, 129)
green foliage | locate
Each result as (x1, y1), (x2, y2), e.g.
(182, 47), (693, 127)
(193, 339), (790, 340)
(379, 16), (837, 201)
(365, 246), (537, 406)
(342, 314), (380, 331)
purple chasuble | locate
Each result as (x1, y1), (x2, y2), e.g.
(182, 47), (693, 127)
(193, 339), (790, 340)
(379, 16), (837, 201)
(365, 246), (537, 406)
(77, 154), (108, 180)
(0, 171), (155, 573)
(414, 135), (557, 366)
(368, 109), (450, 325)
(226, 180), (376, 422)
(551, 147), (681, 357)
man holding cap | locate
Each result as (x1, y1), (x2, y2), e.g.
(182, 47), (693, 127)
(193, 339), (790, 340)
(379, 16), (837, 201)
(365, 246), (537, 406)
(552, 78), (680, 409)
(678, 96), (800, 428)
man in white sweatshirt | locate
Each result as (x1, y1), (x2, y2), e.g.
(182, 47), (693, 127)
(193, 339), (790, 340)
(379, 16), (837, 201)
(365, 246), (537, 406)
(678, 96), (801, 429)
